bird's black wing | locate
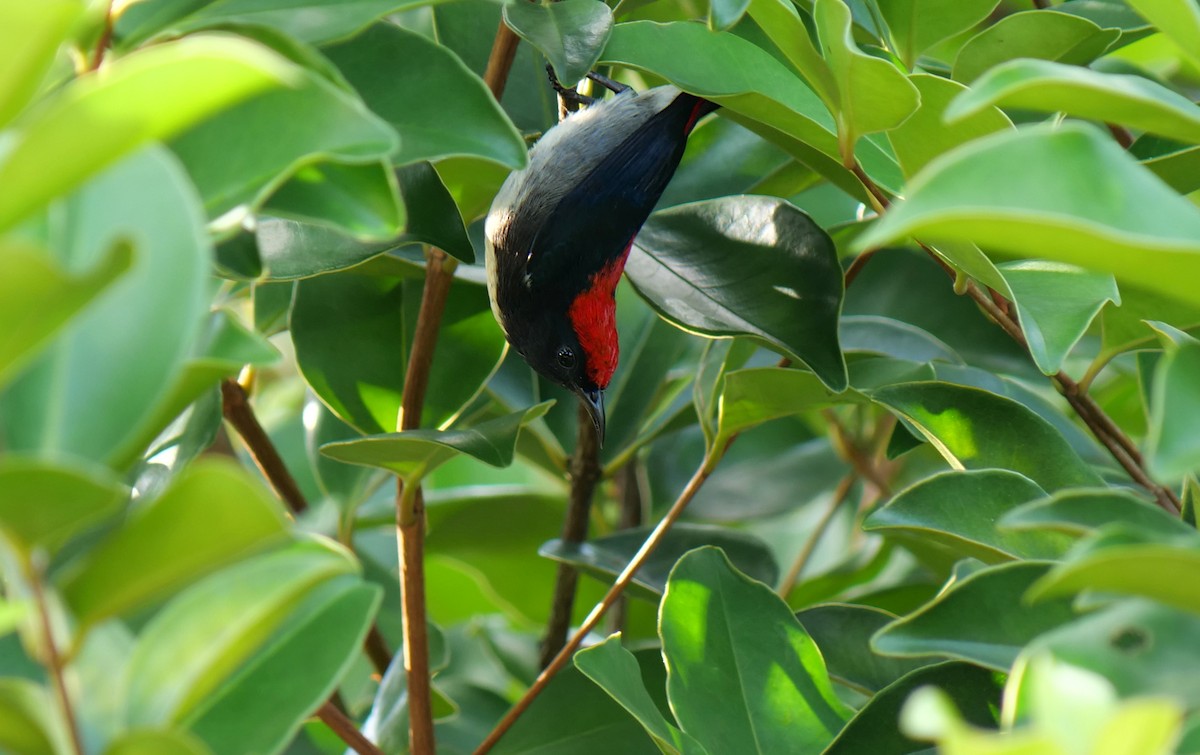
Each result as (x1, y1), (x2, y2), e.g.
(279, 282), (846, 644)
(526, 93), (716, 299)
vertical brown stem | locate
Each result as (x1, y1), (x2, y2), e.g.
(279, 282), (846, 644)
(484, 24), (521, 99)
(29, 566), (83, 755)
(608, 460), (644, 632)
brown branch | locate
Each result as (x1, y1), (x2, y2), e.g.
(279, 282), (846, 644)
(822, 409), (893, 497)
(29, 563), (83, 755)
(484, 23), (521, 99)
(539, 401), (603, 668)
(89, 0), (114, 71)
(221, 378), (308, 515)
(364, 626), (393, 677)
(608, 459), (645, 633)
(778, 473), (855, 597)
(317, 701), (384, 755)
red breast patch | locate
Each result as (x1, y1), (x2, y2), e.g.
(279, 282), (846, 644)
(567, 243), (633, 388)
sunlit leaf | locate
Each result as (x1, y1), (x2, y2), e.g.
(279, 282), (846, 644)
(504, 0), (613, 82)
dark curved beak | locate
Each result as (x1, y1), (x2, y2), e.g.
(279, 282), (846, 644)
(577, 387), (605, 447)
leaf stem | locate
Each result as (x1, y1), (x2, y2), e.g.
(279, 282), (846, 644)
(88, 0), (114, 72)
(777, 473), (855, 597)
(28, 562), (83, 755)
(539, 402), (603, 668)
(317, 701), (385, 755)
(473, 439), (735, 755)
(221, 378), (308, 515)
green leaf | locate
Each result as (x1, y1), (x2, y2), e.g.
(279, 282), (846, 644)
(841, 315), (962, 364)
(876, 0), (1002, 69)
(872, 561), (1079, 670)
(1146, 338), (1200, 479)
(57, 459), (289, 627)
(324, 22), (526, 169)
(865, 470), (1070, 562)
(504, 0), (613, 82)
(627, 196), (846, 391)
(0, 679), (56, 755)
(169, 50), (396, 219)
(1029, 538), (1200, 613)
(814, 0), (920, 157)
(320, 402), (552, 481)
(185, 582), (381, 754)
(102, 730), (212, 755)
(953, 11), (1119, 84)
(575, 634), (701, 755)
(660, 547), (850, 754)
(948, 59), (1200, 145)
(795, 603), (929, 693)
(291, 261), (506, 434)
(1134, 136), (1200, 194)
(0, 239), (131, 388)
(1000, 488), (1197, 540)
(262, 160), (404, 240)
(0, 148), (210, 469)
(0, 34), (294, 232)
(125, 540), (358, 726)
(0, 459), (125, 556)
(715, 367), (852, 445)
(1125, 0), (1200, 69)
(887, 73), (1012, 179)
(541, 524), (779, 600)
(0, 1), (80, 129)
(746, 0), (835, 106)
(998, 260), (1120, 375)
(855, 123), (1200, 307)
(825, 662), (1002, 755)
(395, 162), (474, 263)
(709, 0), (751, 30)
(869, 382), (1104, 491)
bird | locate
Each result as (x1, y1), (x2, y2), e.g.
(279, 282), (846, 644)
(485, 81), (718, 445)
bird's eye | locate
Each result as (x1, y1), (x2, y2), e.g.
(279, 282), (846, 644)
(556, 347), (576, 370)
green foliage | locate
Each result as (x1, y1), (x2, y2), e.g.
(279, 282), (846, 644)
(2, 0), (1199, 753)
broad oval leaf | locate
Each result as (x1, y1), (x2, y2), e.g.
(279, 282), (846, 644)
(127, 0), (410, 46)
(795, 603), (929, 693)
(627, 196), (847, 391)
(876, 0), (1002, 69)
(0, 34), (294, 231)
(0, 459), (126, 556)
(0, 679), (56, 755)
(953, 10), (1119, 83)
(261, 159), (404, 241)
(320, 402), (553, 482)
(504, 0), (613, 84)
(865, 469), (1069, 563)
(660, 547), (851, 754)
(1000, 488), (1197, 541)
(948, 59), (1200, 144)
(101, 730), (212, 755)
(1029, 539), (1200, 614)
(841, 315), (962, 364)
(855, 123), (1200, 307)
(1146, 337), (1200, 479)
(57, 459), (289, 627)
(872, 561), (1079, 670)
(0, 1), (80, 129)
(324, 22), (527, 169)
(869, 382), (1104, 491)
(1125, 0), (1200, 70)
(715, 367), (853, 444)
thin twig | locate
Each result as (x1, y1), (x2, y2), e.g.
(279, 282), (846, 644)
(822, 409), (892, 497)
(473, 440), (734, 755)
(608, 460), (645, 632)
(29, 563), (83, 755)
(317, 701), (385, 755)
(89, 0), (114, 71)
(221, 378), (308, 515)
(484, 23), (521, 99)
(539, 402), (603, 668)
(778, 474), (856, 597)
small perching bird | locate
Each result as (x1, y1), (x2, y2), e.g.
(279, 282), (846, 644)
(485, 81), (718, 444)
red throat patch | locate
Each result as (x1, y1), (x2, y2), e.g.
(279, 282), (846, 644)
(567, 242), (633, 388)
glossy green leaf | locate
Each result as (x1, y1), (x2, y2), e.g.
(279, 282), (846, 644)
(291, 260), (506, 434)
(872, 562), (1078, 670)
(999, 260), (1120, 375)
(394, 161), (474, 263)
(57, 459), (289, 627)
(888, 73), (1012, 179)
(869, 382), (1103, 491)
(0, 679), (56, 755)
(865, 470), (1070, 562)
(1029, 538), (1200, 613)
(575, 634), (699, 755)
(948, 59), (1200, 144)
(1057, 0), (1154, 40)
(0, 34), (293, 232)
(252, 219), (394, 280)
(815, 0), (920, 155)
(0, 459), (125, 556)
(795, 603), (929, 693)
(126, 540), (358, 726)
(1000, 488), (1197, 540)
(1146, 338), (1200, 479)
(841, 315), (962, 364)
(1134, 135), (1200, 194)
(855, 124), (1200, 307)
(262, 160), (404, 240)
(504, 0), (613, 82)
(660, 547), (851, 754)
(324, 22), (526, 169)
(0, 1), (79, 128)
(185, 582), (381, 754)
(825, 662), (1001, 755)
(627, 196), (846, 391)
(0, 239), (130, 388)
(0, 148), (210, 469)
(953, 11), (1119, 83)
(715, 367), (851, 445)
(320, 402), (552, 481)
(746, 0), (835, 106)
(541, 523), (778, 600)
(169, 52), (395, 218)
(103, 730), (212, 755)
(1126, 0), (1200, 69)
(876, 0), (1002, 69)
